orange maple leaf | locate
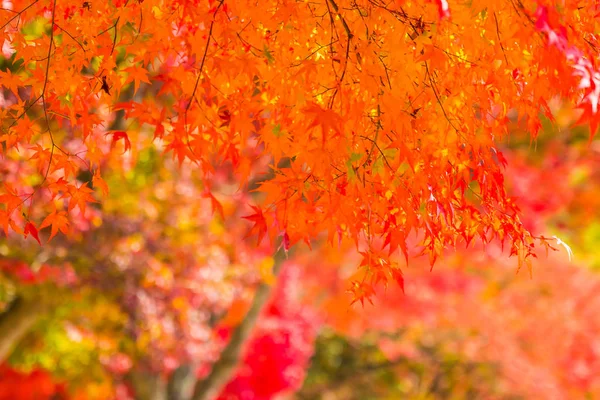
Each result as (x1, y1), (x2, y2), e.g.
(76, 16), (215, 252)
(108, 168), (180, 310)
(123, 65), (151, 95)
(242, 205), (268, 245)
(67, 184), (98, 214)
(303, 102), (344, 145)
(349, 280), (376, 307)
(40, 210), (70, 242)
(92, 170), (109, 197)
(202, 191), (225, 220)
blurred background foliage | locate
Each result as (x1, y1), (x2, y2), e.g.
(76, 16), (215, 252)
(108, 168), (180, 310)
(297, 330), (510, 400)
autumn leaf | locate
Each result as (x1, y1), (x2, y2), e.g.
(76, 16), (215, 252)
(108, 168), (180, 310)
(105, 131), (132, 153)
(40, 210), (70, 242)
(1, 0), (600, 301)
(24, 222), (41, 245)
(202, 190), (225, 220)
(123, 65), (151, 95)
(303, 102), (344, 145)
(92, 170), (109, 197)
(67, 184), (98, 214)
(349, 280), (376, 307)
(575, 101), (600, 143)
(389, 266), (405, 294)
(242, 205), (268, 245)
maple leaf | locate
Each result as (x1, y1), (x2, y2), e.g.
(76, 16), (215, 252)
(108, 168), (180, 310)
(92, 170), (109, 197)
(47, 178), (69, 199)
(0, 184), (22, 214)
(383, 230), (409, 264)
(349, 280), (376, 307)
(29, 144), (53, 174)
(0, 211), (10, 237)
(40, 210), (70, 242)
(164, 138), (188, 166)
(575, 100), (600, 142)
(2, 0), (600, 303)
(389, 267), (405, 294)
(0, 70), (23, 99)
(123, 65), (151, 95)
(303, 102), (344, 145)
(202, 190), (225, 220)
(105, 131), (132, 153)
(24, 222), (41, 245)
(242, 205), (268, 245)
(67, 184), (98, 214)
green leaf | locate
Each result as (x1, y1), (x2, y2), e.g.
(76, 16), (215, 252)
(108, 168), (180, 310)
(263, 45), (275, 64)
(350, 152), (363, 163)
(346, 159), (357, 182)
(272, 124), (284, 138)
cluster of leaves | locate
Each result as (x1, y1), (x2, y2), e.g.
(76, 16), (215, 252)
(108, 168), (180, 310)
(285, 112), (600, 398)
(1, 0), (600, 303)
(0, 103), (599, 400)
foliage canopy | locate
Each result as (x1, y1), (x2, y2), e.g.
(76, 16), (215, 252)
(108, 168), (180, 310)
(1, 0), (599, 301)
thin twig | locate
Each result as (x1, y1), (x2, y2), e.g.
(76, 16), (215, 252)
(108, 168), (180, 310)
(326, 0), (354, 109)
(185, 0), (224, 115)
(0, 0), (38, 30)
(493, 12), (509, 66)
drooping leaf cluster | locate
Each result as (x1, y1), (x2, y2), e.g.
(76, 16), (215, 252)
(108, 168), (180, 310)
(1, 0), (599, 299)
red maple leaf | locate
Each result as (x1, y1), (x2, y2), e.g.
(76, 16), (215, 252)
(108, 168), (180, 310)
(105, 131), (132, 153)
(24, 222), (41, 245)
(575, 100), (600, 143)
(242, 205), (268, 245)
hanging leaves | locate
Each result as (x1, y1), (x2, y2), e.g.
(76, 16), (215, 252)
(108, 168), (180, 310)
(39, 210), (70, 242)
(0, 0), (598, 302)
(24, 222), (41, 245)
(242, 206), (268, 246)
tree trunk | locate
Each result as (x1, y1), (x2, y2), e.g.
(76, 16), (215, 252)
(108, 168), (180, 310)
(189, 251), (285, 400)
(130, 370), (168, 400)
(167, 365), (197, 400)
(0, 296), (45, 363)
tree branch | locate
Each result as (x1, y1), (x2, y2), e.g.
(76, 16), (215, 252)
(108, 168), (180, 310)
(190, 250), (286, 400)
(167, 365), (197, 400)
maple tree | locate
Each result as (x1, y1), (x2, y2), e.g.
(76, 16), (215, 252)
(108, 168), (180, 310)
(1, 0), (599, 299)
(2, 0), (600, 398)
